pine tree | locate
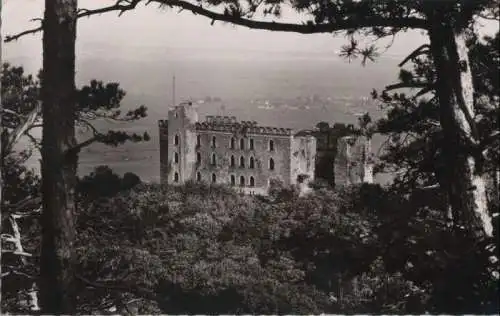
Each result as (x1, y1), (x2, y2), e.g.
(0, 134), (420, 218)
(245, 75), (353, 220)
(39, 0), (78, 313)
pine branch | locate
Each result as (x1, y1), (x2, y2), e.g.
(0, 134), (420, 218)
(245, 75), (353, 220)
(5, 0), (141, 42)
(3, 196), (42, 213)
(3, 103), (41, 157)
(398, 44), (431, 67)
(384, 82), (432, 91)
(5, 0), (428, 43)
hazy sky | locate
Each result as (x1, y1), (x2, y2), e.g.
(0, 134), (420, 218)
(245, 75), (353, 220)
(2, 0), (426, 69)
(2, 0), (498, 79)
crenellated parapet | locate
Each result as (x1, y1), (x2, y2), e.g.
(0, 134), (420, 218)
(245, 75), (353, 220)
(195, 121), (293, 136)
(206, 115), (238, 124)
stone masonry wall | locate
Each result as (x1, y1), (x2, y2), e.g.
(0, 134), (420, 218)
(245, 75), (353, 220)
(291, 135), (317, 185)
(194, 130), (292, 192)
(334, 135), (373, 187)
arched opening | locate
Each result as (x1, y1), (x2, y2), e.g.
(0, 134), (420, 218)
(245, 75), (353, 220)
(174, 152), (179, 163)
(174, 134), (179, 146)
(269, 158), (275, 170)
(249, 156), (255, 169)
(269, 140), (274, 151)
(211, 153), (216, 166)
(230, 137), (235, 149)
(240, 156), (245, 168)
(196, 152), (201, 164)
(212, 136), (216, 148)
(249, 138), (254, 150)
(212, 173), (216, 183)
(250, 176), (255, 187)
(230, 155), (235, 167)
(240, 138), (245, 150)
(230, 175), (236, 186)
(174, 172), (179, 182)
(196, 172), (201, 182)
(240, 176), (245, 187)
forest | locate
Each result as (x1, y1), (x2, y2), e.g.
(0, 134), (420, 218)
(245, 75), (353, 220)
(1, 0), (499, 314)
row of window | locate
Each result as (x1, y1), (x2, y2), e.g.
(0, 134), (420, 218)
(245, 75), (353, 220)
(174, 134), (275, 151)
(174, 152), (276, 170)
(229, 137), (256, 150)
(173, 172), (256, 187)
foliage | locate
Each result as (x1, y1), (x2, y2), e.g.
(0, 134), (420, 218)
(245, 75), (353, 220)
(1, 62), (150, 312)
(1, 151), (40, 205)
(0, 63), (150, 159)
(2, 170), (498, 314)
(348, 183), (499, 314)
(66, 181), (447, 314)
(76, 165), (141, 201)
(68, 182), (380, 313)
(371, 32), (499, 194)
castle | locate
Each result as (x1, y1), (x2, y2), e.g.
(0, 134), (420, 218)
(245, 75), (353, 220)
(159, 102), (373, 194)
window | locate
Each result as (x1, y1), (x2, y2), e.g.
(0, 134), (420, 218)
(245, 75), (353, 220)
(250, 176), (255, 187)
(212, 136), (216, 148)
(174, 172), (179, 182)
(196, 172), (201, 182)
(230, 137), (235, 149)
(197, 135), (201, 147)
(174, 152), (179, 164)
(240, 138), (245, 150)
(269, 140), (275, 152)
(249, 138), (254, 150)
(212, 173), (217, 183)
(269, 158), (275, 170)
(196, 152), (201, 164)
(211, 153), (216, 166)
(240, 176), (245, 187)
(174, 134), (179, 146)
(230, 175), (236, 186)
(249, 157), (255, 169)
(230, 155), (235, 167)
(240, 156), (245, 168)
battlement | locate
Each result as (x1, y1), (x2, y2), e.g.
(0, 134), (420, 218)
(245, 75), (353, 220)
(195, 120), (293, 136)
(206, 115), (238, 124)
(158, 120), (168, 128)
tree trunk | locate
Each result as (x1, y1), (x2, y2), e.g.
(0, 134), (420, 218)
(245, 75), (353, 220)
(0, 0), (3, 305)
(40, 0), (78, 313)
(427, 14), (493, 239)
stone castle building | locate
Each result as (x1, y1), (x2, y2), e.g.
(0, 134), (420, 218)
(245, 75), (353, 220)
(158, 102), (373, 194)
(158, 102), (316, 194)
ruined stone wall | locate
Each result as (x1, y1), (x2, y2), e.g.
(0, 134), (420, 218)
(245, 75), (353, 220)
(291, 135), (317, 185)
(334, 135), (373, 187)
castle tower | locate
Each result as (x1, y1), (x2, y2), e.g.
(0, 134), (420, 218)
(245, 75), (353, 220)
(334, 135), (373, 187)
(159, 102), (199, 184)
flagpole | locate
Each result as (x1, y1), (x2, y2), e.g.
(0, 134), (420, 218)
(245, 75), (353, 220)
(172, 74), (176, 106)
